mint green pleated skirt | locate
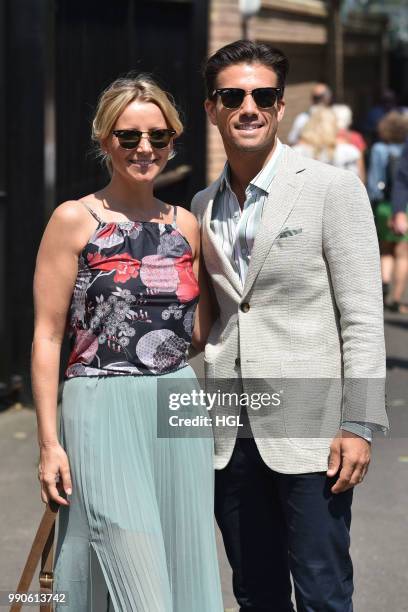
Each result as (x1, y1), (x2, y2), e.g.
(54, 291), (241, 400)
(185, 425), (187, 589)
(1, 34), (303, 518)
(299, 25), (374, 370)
(53, 366), (223, 612)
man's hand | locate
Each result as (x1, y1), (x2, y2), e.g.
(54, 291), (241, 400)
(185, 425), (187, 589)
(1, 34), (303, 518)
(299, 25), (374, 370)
(392, 212), (408, 236)
(326, 430), (371, 494)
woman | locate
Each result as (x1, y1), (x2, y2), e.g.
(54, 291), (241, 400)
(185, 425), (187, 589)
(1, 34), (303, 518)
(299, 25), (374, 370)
(367, 111), (408, 312)
(332, 103), (367, 153)
(292, 107), (364, 181)
(32, 75), (223, 611)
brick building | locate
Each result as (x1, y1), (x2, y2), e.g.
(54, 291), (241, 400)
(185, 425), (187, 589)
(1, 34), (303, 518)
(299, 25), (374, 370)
(207, 0), (388, 181)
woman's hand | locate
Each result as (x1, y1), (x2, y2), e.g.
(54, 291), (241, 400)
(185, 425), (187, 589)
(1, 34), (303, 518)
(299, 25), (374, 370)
(32, 201), (92, 508)
(38, 443), (72, 506)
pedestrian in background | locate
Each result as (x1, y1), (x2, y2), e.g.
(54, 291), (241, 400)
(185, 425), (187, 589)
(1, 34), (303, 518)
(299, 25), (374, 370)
(292, 107), (364, 180)
(332, 103), (367, 153)
(367, 111), (408, 312)
(360, 88), (401, 145)
(287, 81), (332, 145)
(32, 74), (223, 611)
(392, 138), (408, 237)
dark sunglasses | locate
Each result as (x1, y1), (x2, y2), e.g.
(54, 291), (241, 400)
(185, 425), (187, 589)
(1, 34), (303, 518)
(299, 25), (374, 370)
(112, 128), (176, 149)
(212, 87), (283, 109)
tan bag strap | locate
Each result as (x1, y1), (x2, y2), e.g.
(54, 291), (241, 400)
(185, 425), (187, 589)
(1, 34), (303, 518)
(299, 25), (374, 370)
(10, 502), (59, 612)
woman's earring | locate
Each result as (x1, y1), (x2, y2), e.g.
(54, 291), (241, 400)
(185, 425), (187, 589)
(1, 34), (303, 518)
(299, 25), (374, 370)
(168, 148), (176, 161)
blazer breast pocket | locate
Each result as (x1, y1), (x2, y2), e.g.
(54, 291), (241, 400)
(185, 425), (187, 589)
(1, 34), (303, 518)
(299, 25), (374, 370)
(277, 227), (304, 240)
(274, 228), (307, 258)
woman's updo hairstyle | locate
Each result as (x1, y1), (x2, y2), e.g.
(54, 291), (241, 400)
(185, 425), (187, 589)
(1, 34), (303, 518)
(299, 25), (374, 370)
(92, 73), (183, 174)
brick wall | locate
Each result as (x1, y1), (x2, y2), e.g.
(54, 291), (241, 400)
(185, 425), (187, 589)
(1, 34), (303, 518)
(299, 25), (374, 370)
(206, 0), (328, 182)
(205, 0), (387, 182)
(206, 0), (241, 183)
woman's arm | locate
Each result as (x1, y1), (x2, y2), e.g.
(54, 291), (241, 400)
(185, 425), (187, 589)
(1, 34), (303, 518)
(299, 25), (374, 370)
(191, 250), (217, 353)
(357, 154), (366, 184)
(176, 207), (216, 353)
(32, 201), (93, 505)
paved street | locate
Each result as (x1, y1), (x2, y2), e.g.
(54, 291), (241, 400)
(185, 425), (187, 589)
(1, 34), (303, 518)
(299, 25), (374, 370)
(0, 310), (407, 611)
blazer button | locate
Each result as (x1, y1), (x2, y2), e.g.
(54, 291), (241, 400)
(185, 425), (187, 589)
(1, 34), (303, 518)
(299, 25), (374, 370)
(235, 357), (241, 367)
(240, 302), (250, 313)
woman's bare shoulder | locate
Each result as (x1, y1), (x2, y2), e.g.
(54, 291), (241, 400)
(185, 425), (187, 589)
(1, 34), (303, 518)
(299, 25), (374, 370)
(44, 199), (97, 252)
(50, 200), (89, 225)
(174, 205), (200, 257)
(176, 205), (199, 231)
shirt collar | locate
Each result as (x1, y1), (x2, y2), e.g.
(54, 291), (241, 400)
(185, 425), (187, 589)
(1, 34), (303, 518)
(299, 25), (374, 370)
(250, 138), (283, 194)
(219, 164), (232, 193)
(220, 138), (283, 196)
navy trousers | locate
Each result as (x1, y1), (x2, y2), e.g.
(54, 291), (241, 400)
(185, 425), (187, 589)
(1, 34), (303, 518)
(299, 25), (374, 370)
(215, 436), (354, 612)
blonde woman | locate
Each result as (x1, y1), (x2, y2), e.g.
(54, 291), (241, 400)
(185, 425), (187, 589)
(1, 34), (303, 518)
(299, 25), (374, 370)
(32, 75), (223, 611)
(292, 107), (364, 180)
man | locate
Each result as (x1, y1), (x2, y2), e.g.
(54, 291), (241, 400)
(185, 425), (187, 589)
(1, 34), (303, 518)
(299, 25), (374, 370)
(191, 40), (388, 612)
(287, 81), (332, 145)
(360, 89), (402, 145)
(392, 138), (408, 237)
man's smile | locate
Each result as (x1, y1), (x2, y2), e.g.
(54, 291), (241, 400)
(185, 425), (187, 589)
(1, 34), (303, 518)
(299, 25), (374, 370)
(234, 122), (265, 131)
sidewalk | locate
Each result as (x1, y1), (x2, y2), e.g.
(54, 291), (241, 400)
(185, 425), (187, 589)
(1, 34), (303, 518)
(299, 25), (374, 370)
(0, 309), (407, 610)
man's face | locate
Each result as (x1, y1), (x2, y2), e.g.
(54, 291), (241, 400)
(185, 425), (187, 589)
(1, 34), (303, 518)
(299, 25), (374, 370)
(205, 62), (285, 154)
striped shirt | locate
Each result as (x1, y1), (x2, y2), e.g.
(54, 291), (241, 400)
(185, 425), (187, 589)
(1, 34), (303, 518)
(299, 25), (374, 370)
(211, 139), (283, 286)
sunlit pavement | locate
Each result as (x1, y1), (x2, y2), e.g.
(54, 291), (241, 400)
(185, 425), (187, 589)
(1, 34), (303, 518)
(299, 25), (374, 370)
(1, 309), (407, 611)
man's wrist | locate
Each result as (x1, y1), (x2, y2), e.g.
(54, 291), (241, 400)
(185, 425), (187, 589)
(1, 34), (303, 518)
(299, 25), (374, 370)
(341, 421), (373, 443)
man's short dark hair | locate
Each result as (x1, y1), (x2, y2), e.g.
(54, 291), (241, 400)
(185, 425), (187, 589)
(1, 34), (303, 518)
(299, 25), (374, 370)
(203, 40), (289, 99)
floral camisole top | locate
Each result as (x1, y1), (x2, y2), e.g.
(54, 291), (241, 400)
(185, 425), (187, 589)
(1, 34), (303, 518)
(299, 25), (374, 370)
(65, 204), (199, 378)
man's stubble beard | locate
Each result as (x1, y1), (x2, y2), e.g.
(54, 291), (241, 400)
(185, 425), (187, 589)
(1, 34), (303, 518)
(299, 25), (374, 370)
(222, 124), (278, 156)
(231, 141), (275, 153)
(224, 133), (278, 156)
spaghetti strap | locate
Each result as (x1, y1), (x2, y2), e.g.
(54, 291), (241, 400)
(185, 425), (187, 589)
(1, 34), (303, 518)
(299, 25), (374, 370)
(81, 201), (104, 224)
(172, 205), (178, 228)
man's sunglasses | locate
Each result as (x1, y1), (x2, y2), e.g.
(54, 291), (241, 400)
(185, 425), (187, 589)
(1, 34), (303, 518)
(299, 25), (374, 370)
(112, 128), (176, 150)
(211, 87), (283, 109)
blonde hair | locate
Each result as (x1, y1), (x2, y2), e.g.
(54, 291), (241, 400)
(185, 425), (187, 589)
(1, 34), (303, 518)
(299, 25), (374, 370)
(299, 107), (338, 161)
(92, 74), (183, 174)
(332, 104), (353, 131)
(377, 111), (408, 144)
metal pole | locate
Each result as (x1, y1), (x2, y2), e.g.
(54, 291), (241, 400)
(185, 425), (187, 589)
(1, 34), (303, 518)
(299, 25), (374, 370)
(242, 15), (249, 40)
(327, 0), (344, 100)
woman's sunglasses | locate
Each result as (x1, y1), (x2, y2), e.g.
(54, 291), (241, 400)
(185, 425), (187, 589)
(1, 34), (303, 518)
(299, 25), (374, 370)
(112, 128), (176, 150)
(211, 87), (283, 109)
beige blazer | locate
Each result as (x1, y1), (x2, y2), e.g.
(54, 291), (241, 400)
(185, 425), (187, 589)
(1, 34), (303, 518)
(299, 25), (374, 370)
(191, 145), (388, 473)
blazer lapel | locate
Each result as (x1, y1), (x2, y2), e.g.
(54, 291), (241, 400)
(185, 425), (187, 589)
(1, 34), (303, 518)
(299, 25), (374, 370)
(242, 147), (306, 298)
(201, 178), (243, 297)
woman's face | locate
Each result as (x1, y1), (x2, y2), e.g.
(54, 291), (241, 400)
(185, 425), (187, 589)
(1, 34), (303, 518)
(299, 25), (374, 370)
(105, 100), (173, 183)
